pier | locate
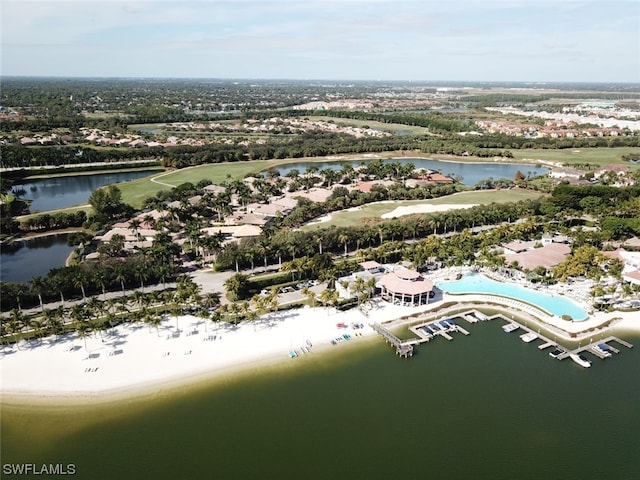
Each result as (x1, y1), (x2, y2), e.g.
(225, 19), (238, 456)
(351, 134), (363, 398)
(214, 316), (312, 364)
(370, 323), (414, 358)
(372, 317), (470, 358)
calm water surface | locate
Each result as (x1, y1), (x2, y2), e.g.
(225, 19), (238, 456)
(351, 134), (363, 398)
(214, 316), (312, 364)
(11, 170), (162, 211)
(2, 321), (638, 480)
(0, 234), (74, 283)
(272, 158), (549, 186)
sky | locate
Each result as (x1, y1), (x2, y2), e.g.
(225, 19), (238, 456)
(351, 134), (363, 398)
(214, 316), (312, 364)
(2, 0), (639, 82)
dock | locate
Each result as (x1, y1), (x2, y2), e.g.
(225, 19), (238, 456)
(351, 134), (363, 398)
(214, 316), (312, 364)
(371, 308), (633, 368)
(568, 336), (634, 360)
(538, 341), (556, 350)
(437, 329), (453, 341)
(456, 325), (470, 336)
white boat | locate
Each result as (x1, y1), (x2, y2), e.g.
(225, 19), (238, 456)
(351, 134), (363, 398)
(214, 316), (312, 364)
(592, 345), (611, 358)
(570, 353), (591, 368)
(520, 332), (538, 343)
(502, 323), (519, 333)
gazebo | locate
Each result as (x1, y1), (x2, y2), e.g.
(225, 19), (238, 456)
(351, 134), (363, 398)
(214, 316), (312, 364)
(378, 268), (434, 305)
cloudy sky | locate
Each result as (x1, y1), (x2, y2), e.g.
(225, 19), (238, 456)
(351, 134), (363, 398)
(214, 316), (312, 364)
(2, 0), (639, 82)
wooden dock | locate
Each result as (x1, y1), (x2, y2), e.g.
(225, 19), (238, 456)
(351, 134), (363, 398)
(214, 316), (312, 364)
(370, 323), (414, 358)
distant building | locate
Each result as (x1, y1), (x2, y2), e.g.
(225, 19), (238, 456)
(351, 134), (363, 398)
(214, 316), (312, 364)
(549, 167), (582, 181)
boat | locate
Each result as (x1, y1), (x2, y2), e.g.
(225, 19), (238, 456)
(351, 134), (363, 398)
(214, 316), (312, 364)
(592, 344), (611, 358)
(598, 343), (617, 354)
(520, 332), (538, 343)
(502, 323), (519, 333)
(420, 327), (433, 337)
(549, 347), (566, 359)
(569, 353), (591, 368)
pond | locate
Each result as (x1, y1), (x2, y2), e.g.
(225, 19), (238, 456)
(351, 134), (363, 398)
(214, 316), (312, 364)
(271, 158), (548, 186)
(11, 169), (163, 212)
(0, 234), (75, 284)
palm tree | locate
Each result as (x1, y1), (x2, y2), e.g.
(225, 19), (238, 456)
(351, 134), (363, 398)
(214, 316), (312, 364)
(115, 266), (128, 298)
(302, 287), (316, 307)
(92, 269), (108, 301)
(72, 269), (88, 303)
(29, 276), (46, 312)
(224, 273), (249, 302)
(135, 263), (149, 292)
(77, 322), (91, 353)
(129, 218), (142, 239)
(131, 290), (146, 311)
(202, 292), (221, 312)
(229, 302), (242, 324)
(170, 300), (182, 331)
(7, 309), (26, 349)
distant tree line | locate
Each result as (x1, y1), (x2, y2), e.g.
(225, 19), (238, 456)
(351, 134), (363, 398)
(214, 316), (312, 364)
(0, 145), (163, 169)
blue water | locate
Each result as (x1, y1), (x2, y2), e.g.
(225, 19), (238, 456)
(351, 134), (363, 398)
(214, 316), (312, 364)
(11, 170), (162, 211)
(438, 273), (588, 321)
(0, 234), (75, 283)
(272, 158), (548, 186)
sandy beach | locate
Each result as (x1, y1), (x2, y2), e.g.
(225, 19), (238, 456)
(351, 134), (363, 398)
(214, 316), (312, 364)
(2, 278), (638, 403)
(0, 301), (427, 402)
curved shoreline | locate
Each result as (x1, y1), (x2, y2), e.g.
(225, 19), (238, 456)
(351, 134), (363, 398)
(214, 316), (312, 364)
(2, 228), (83, 245)
(2, 288), (638, 407)
(0, 303), (398, 405)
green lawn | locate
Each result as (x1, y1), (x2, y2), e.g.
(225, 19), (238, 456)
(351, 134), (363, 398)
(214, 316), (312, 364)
(511, 147), (640, 168)
(302, 189), (545, 230)
(117, 161), (276, 208)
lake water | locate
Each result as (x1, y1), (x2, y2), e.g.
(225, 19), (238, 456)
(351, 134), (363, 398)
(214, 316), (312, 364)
(2, 319), (638, 480)
(11, 170), (162, 212)
(0, 234), (74, 283)
(272, 158), (548, 186)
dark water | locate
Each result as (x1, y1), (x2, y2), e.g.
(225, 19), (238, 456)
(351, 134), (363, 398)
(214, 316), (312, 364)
(2, 321), (638, 480)
(11, 170), (162, 211)
(272, 158), (548, 186)
(0, 234), (74, 283)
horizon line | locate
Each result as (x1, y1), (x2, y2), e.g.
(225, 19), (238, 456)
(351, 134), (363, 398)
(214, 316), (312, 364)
(2, 75), (640, 86)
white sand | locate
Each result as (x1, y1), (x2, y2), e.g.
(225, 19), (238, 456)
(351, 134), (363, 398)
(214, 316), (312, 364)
(2, 287), (637, 402)
(381, 203), (477, 219)
(0, 302), (426, 400)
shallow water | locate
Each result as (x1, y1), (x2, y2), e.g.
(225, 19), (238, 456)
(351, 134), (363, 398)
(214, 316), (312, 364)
(2, 322), (639, 480)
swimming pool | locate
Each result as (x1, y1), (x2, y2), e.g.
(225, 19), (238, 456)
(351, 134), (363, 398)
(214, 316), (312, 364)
(437, 273), (588, 321)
